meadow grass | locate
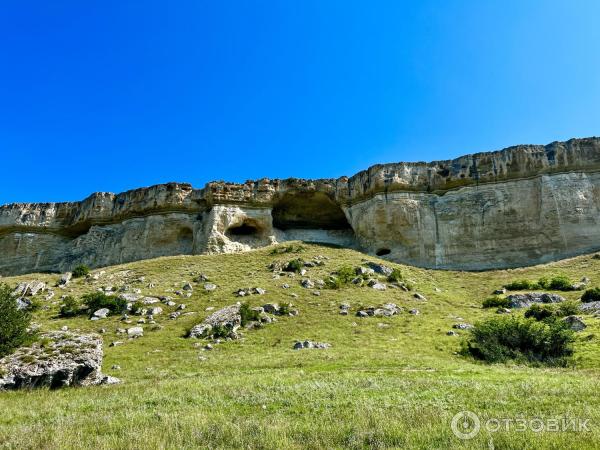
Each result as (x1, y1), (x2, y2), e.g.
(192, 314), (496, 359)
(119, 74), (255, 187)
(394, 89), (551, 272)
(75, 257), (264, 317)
(1, 243), (599, 449)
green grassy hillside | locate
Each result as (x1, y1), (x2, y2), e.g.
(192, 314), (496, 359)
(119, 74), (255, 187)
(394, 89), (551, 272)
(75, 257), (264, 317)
(1, 243), (600, 449)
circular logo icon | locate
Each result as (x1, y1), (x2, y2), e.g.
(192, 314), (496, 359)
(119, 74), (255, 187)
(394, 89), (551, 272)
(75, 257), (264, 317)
(451, 411), (481, 440)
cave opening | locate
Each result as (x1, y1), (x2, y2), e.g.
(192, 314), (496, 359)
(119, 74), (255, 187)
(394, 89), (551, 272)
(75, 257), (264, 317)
(272, 192), (351, 230)
(376, 248), (391, 256)
(226, 222), (260, 236)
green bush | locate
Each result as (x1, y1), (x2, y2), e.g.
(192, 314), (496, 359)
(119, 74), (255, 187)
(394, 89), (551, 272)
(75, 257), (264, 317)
(547, 276), (573, 291)
(337, 266), (355, 284)
(556, 300), (580, 317)
(326, 265), (355, 289)
(269, 244), (306, 255)
(81, 292), (127, 314)
(524, 304), (555, 321)
(59, 296), (81, 317)
(210, 324), (231, 338)
(387, 268), (404, 283)
(504, 279), (537, 290)
(240, 303), (261, 326)
(284, 259), (304, 273)
(72, 264), (91, 278)
(278, 302), (292, 315)
(504, 276), (575, 292)
(482, 296), (511, 308)
(0, 283), (34, 357)
(582, 287), (600, 303)
(462, 315), (574, 366)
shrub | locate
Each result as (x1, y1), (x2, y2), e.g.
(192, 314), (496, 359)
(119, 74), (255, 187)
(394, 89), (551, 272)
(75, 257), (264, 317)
(81, 292), (127, 314)
(556, 300), (580, 317)
(504, 279), (537, 290)
(59, 296), (81, 317)
(524, 304), (555, 321)
(547, 275), (574, 291)
(278, 302), (292, 315)
(462, 315), (574, 366)
(269, 244), (306, 255)
(388, 268), (404, 283)
(326, 266), (355, 289)
(284, 259), (304, 273)
(482, 296), (511, 308)
(240, 303), (261, 326)
(211, 324), (231, 338)
(336, 266), (355, 284)
(0, 283), (33, 357)
(72, 265), (90, 278)
(582, 287), (600, 303)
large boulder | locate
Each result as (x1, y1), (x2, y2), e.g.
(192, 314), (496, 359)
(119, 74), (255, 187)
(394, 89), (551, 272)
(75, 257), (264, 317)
(0, 331), (119, 390)
(188, 304), (241, 339)
(506, 292), (565, 308)
(12, 281), (46, 297)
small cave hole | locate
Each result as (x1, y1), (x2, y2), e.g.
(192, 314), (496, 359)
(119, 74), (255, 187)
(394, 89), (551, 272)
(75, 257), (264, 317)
(226, 223), (259, 236)
(376, 248), (391, 256)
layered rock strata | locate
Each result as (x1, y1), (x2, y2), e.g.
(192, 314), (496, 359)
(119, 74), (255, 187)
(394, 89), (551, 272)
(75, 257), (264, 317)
(2, 137), (600, 275)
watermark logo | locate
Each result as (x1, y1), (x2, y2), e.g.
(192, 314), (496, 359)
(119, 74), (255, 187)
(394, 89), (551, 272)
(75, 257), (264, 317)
(451, 411), (591, 440)
(451, 411), (481, 440)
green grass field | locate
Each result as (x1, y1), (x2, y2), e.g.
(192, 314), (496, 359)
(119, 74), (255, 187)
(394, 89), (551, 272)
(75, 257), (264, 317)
(1, 243), (600, 449)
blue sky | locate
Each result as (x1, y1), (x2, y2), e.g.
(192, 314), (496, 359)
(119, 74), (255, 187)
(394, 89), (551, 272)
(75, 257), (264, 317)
(1, 1), (599, 204)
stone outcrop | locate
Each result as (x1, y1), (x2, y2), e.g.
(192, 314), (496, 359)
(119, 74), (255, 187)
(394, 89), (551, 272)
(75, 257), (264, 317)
(0, 331), (119, 390)
(2, 137), (600, 275)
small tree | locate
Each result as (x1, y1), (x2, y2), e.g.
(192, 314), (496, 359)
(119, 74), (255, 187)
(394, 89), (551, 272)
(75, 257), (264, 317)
(72, 264), (91, 278)
(0, 283), (33, 357)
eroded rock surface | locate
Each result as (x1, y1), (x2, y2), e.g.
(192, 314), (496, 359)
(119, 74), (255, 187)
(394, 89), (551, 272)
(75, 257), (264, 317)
(2, 137), (600, 275)
(0, 331), (118, 390)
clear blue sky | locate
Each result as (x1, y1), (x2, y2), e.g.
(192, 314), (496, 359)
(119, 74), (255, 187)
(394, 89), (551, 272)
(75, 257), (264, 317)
(1, 1), (599, 204)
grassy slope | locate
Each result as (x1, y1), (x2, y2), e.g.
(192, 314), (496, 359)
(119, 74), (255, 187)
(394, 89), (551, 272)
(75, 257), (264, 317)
(1, 243), (599, 449)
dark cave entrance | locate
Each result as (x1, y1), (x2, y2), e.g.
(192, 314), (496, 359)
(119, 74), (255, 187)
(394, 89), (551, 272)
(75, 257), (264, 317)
(226, 222), (261, 237)
(271, 192), (351, 231)
(376, 248), (391, 256)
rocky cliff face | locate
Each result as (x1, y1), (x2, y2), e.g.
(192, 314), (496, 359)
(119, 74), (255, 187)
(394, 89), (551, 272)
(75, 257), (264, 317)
(1, 137), (599, 275)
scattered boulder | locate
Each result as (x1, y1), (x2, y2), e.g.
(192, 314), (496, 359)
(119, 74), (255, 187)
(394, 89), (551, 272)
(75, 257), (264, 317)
(356, 303), (402, 317)
(496, 307), (512, 314)
(127, 327), (144, 338)
(0, 331), (119, 390)
(182, 282), (193, 291)
(58, 272), (72, 286)
(92, 308), (110, 319)
(15, 298), (32, 311)
(506, 292), (565, 308)
(13, 281), (46, 297)
(493, 288), (507, 295)
(366, 262), (393, 277)
(188, 304), (241, 339)
(118, 293), (141, 302)
(356, 266), (375, 276)
(193, 274), (209, 283)
(301, 279), (315, 289)
(563, 316), (587, 332)
(368, 280), (386, 290)
(293, 340), (331, 350)
(203, 283), (217, 292)
(141, 297), (160, 305)
(413, 292), (427, 301)
(580, 301), (600, 313)
(409, 309), (420, 315)
(446, 330), (459, 336)
(147, 307), (163, 316)
(452, 323), (473, 330)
